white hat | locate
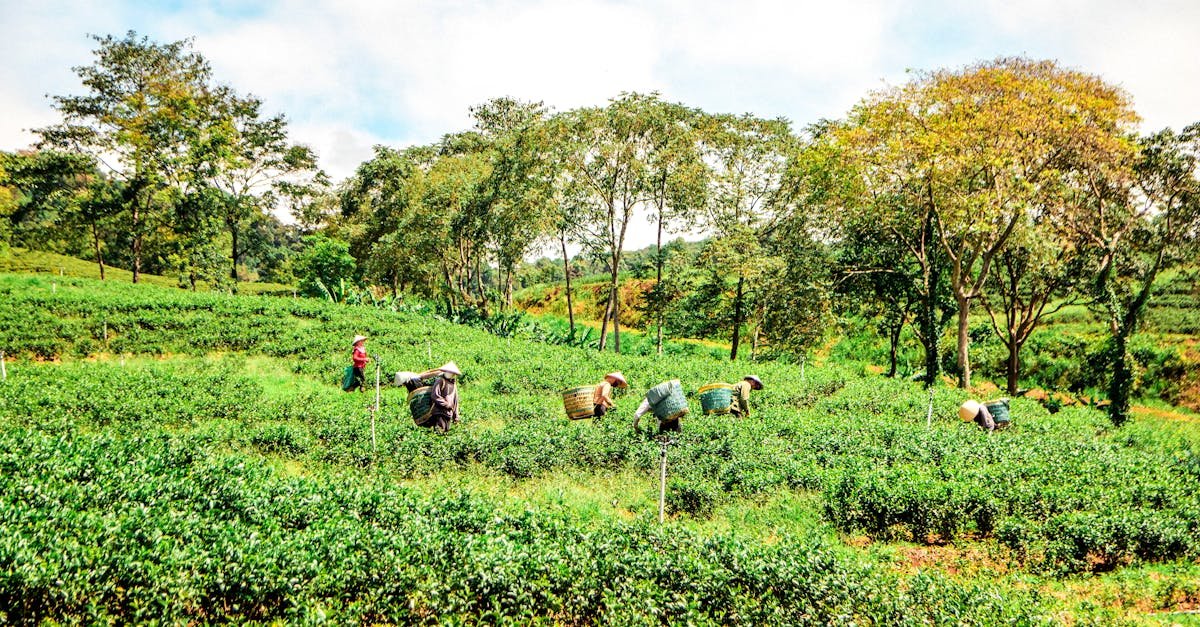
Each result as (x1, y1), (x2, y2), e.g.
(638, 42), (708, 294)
(394, 371), (418, 386)
(606, 371), (628, 387)
(959, 400), (981, 422)
(745, 375), (763, 390)
(352, 334), (368, 345)
(439, 361), (462, 376)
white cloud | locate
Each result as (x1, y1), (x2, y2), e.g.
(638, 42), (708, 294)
(2, 0), (1198, 193)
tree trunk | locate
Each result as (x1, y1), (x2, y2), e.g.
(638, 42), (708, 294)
(1107, 326), (1133, 426)
(131, 198), (141, 284)
(919, 227), (940, 388)
(655, 210), (664, 355)
(91, 221), (105, 280)
(505, 264), (514, 310)
(730, 274), (745, 361)
(230, 222), (239, 281)
(1006, 338), (1021, 395)
(560, 234), (575, 336)
(598, 284), (613, 351)
(955, 293), (971, 389)
(888, 322), (901, 378)
(613, 280), (621, 354)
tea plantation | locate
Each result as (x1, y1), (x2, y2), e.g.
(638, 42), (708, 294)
(2, 273), (1199, 624)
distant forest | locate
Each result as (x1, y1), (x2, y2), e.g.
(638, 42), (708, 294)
(3, 33), (1198, 424)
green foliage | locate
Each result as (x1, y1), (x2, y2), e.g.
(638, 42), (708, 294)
(295, 234), (356, 299)
(3, 272), (1200, 621)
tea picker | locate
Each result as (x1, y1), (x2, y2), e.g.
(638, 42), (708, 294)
(959, 398), (1011, 432)
(633, 380), (689, 434)
(728, 375), (764, 418)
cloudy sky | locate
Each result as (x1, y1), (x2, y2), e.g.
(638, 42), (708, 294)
(2, 0), (1198, 246)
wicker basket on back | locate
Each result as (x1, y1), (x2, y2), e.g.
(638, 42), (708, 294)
(649, 379), (689, 422)
(698, 383), (734, 415)
(561, 385), (597, 420)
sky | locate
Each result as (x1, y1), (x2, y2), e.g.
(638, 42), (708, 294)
(2, 0), (1198, 249)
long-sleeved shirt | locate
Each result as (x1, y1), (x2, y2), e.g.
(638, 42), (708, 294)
(352, 345), (369, 368)
(430, 376), (459, 422)
(593, 381), (614, 409)
(732, 380), (752, 417)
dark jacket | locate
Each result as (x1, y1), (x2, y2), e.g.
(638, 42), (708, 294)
(430, 376), (459, 423)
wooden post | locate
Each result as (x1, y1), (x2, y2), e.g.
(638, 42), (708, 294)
(103, 321), (108, 342)
(1, 351), (6, 381)
(371, 357), (381, 453)
(658, 440), (669, 524)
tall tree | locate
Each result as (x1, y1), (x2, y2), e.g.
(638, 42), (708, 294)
(553, 93), (659, 353)
(927, 59), (1136, 389)
(467, 98), (559, 308)
(697, 113), (794, 360)
(642, 101), (707, 353)
(826, 97), (951, 387)
(197, 88), (324, 285)
(39, 31), (214, 283)
(980, 228), (1087, 395)
(1074, 124), (1200, 424)
(831, 57), (1138, 388)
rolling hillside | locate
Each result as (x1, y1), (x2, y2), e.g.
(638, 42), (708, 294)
(1, 270), (1199, 623)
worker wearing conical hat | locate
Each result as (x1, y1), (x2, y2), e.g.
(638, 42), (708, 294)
(428, 361), (462, 433)
(959, 399), (995, 431)
(729, 375), (763, 419)
(633, 379), (685, 433)
(346, 335), (370, 393)
(592, 372), (627, 417)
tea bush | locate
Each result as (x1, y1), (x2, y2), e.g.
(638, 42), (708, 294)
(3, 272), (1200, 621)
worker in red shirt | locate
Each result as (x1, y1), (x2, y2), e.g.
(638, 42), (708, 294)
(347, 334), (370, 392)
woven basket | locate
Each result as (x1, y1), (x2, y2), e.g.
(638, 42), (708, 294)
(409, 386), (434, 426)
(698, 383), (734, 415)
(652, 382), (689, 421)
(985, 399), (1011, 428)
(561, 385), (596, 420)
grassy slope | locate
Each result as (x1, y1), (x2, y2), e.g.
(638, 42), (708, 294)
(0, 246), (295, 295)
(2, 271), (1200, 623)
(518, 271), (1200, 412)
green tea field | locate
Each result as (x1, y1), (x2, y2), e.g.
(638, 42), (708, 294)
(2, 273), (1199, 624)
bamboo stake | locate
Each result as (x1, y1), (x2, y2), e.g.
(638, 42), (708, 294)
(371, 357), (381, 453)
(658, 440), (669, 524)
(1, 351), (6, 381)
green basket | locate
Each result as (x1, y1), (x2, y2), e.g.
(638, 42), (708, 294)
(985, 399), (1011, 427)
(698, 383), (734, 415)
(409, 386), (434, 426)
(652, 382), (689, 421)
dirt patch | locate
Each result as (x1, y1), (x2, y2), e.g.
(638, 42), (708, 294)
(1132, 406), (1200, 424)
(844, 535), (872, 549)
(971, 381), (1001, 397)
(883, 541), (1011, 578)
